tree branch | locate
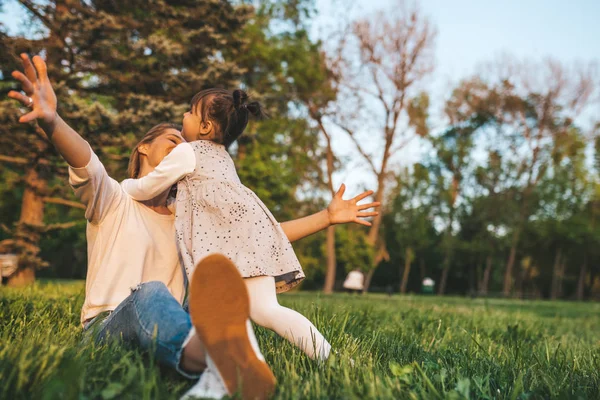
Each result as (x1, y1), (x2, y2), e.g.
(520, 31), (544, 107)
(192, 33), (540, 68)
(0, 155), (30, 165)
(335, 123), (378, 175)
(43, 197), (86, 210)
(1, 224), (12, 235)
(0, 155), (68, 171)
(389, 134), (417, 156)
(44, 222), (80, 231)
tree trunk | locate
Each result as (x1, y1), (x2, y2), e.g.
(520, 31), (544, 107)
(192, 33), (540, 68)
(362, 241), (388, 293)
(419, 258), (426, 281)
(515, 258), (524, 299)
(557, 259), (566, 299)
(362, 173), (387, 293)
(318, 117), (337, 295)
(503, 229), (521, 296)
(438, 204), (457, 296)
(6, 267), (35, 287)
(400, 247), (413, 294)
(551, 249), (562, 300)
(576, 258), (588, 301)
(323, 225), (337, 294)
(476, 260), (482, 293)
(362, 268), (374, 293)
(481, 256), (492, 296)
(0, 166), (47, 285)
(438, 251), (451, 295)
(468, 262), (476, 296)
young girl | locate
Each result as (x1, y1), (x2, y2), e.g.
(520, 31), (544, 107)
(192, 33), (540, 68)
(123, 88), (377, 361)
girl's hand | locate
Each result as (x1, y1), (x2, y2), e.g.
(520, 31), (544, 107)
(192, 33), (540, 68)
(8, 53), (58, 127)
(327, 184), (380, 226)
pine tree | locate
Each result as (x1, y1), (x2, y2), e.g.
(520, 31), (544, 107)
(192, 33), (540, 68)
(0, 0), (253, 284)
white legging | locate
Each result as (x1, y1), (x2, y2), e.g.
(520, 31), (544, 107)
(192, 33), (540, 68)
(244, 276), (331, 360)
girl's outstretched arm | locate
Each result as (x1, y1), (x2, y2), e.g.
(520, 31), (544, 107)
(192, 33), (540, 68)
(281, 184), (380, 242)
(122, 143), (196, 201)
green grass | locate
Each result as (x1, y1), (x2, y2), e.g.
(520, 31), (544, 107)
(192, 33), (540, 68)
(1, 282), (599, 399)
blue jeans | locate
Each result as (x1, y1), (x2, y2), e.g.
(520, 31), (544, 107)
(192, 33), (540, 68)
(83, 281), (198, 379)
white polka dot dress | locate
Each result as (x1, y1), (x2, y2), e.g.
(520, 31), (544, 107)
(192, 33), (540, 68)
(175, 140), (305, 293)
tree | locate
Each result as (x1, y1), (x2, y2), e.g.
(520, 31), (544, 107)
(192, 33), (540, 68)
(0, 0), (263, 285)
(428, 78), (492, 294)
(488, 59), (596, 296)
(451, 58), (597, 296)
(383, 164), (437, 294)
(334, 1), (436, 291)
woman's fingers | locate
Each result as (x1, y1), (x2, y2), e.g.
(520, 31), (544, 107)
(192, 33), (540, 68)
(7, 90), (32, 106)
(32, 55), (49, 82)
(19, 110), (38, 123)
(357, 201), (381, 211)
(21, 53), (37, 83)
(352, 190), (374, 203)
(11, 71), (34, 94)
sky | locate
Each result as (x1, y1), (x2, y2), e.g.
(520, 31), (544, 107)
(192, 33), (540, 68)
(314, 0), (599, 86)
(1, 0), (599, 194)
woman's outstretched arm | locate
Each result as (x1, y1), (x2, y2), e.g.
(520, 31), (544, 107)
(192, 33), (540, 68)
(8, 53), (90, 167)
(280, 184), (380, 243)
(9, 53), (122, 224)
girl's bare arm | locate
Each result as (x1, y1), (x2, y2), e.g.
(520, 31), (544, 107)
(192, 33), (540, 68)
(281, 184), (380, 242)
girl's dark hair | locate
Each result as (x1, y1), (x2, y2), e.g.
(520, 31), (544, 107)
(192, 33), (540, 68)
(190, 88), (265, 148)
(128, 122), (182, 178)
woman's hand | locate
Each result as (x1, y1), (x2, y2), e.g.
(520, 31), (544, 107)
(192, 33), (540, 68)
(7, 53), (90, 168)
(8, 53), (57, 128)
(327, 184), (380, 226)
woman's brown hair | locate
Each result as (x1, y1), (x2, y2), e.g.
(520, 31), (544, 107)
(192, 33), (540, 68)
(127, 123), (182, 178)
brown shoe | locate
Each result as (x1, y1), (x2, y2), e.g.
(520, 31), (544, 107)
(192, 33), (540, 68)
(188, 254), (276, 400)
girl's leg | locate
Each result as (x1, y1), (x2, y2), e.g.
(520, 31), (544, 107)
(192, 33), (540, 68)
(245, 276), (332, 360)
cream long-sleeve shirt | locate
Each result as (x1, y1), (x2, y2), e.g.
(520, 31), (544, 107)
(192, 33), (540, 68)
(70, 144), (187, 326)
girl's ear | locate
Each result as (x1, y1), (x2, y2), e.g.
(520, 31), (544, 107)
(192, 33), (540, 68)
(138, 143), (149, 156)
(199, 120), (213, 136)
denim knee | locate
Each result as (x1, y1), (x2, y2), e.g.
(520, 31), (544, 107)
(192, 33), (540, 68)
(130, 281), (169, 299)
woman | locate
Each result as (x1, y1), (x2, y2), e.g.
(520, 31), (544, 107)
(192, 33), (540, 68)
(8, 54), (379, 399)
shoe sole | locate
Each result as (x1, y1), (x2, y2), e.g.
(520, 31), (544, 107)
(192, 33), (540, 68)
(189, 254), (276, 400)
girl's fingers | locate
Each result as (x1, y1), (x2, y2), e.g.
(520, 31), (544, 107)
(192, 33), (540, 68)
(32, 56), (49, 82)
(11, 71), (34, 94)
(335, 183), (346, 198)
(357, 212), (378, 218)
(8, 90), (32, 106)
(357, 201), (381, 211)
(353, 190), (374, 203)
(21, 53), (37, 83)
(354, 218), (372, 226)
(19, 110), (38, 123)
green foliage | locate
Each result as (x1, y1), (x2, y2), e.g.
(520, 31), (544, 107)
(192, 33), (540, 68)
(1, 282), (600, 399)
(333, 225), (374, 274)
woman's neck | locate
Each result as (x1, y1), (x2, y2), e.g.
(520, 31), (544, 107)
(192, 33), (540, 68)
(137, 165), (172, 215)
